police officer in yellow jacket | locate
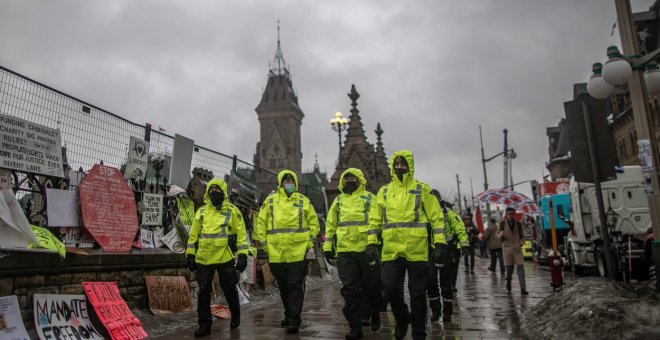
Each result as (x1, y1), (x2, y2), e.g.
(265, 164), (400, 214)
(186, 178), (250, 337)
(368, 150), (447, 340)
(427, 190), (468, 322)
(253, 170), (320, 334)
(323, 168), (383, 340)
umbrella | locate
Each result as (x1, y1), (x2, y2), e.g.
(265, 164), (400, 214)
(474, 188), (542, 217)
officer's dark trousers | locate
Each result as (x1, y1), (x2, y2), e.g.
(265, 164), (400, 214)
(270, 261), (308, 327)
(384, 257), (428, 339)
(196, 261), (240, 329)
(428, 249), (458, 320)
(464, 245), (475, 270)
(336, 252), (383, 330)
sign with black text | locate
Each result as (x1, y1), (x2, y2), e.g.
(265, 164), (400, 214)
(0, 113), (64, 177)
(123, 136), (149, 181)
(141, 194), (163, 226)
(33, 294), (102, 340)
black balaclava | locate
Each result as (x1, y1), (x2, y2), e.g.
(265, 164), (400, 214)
(343, 174), (359, 195)
(210, 189), (224, 208)
(394, 156), (409, 181)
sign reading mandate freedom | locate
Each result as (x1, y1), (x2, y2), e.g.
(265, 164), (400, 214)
(0, 113), (64, 177)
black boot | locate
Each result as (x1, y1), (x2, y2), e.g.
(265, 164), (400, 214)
(394, 321), (409, 340)
(345, 328), (364, 340)
(431, 309), (441, 322)
(194, 326), (211, 337)
(280, 318), (289, 328)
(370, 313), (381, 331)
(230, 317), (240, 329)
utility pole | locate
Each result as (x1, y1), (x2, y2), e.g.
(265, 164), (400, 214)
(503, 129), (509, 188)
(470, 177), (475, 211)
(456, 174), (463, 213)
(479, 125), (492, 219)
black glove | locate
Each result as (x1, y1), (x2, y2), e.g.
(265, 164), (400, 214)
(323, 250), (335, 261)
(366, 244), (379, 265)
(235, 254), (248, 272)
(186, 255), (197, 272)
(433, 243), (447, 268)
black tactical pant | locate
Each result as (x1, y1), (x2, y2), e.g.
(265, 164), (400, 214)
(428, 248), (459, 320)
(196, 260), (240, 329)
(270, 261), (308, 328)
(464, 244), (476, 270)
(384, 257), (428, 340)
(336, 252), (383, 330)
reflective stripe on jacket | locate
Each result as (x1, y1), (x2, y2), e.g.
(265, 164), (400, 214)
(323, 168), (376, 254)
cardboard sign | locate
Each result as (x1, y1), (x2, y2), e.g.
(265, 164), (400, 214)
(82, 282), (147, 340)
(0, 295), (30, 340)
(46, 188), (79, 227)
(161, 227), (185, 253)
(0, 113), (64, 177)
(261, 263), (274, 287)
(141, 194), (162, 226)
(210, 305), (230, 319)
(0, 189), (39, 249)
(79, 165), (139, 253)
(144, 276), (192, 315)
(123, 137), (149, 181)
(33, 294), (102, 340)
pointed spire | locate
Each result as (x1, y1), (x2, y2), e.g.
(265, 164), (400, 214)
(314, 152), (320, 172)
(270, 19), (290, 78)
(344, 84), (368, 144)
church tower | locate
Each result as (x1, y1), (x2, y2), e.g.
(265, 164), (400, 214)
(254, 22), (304, 195)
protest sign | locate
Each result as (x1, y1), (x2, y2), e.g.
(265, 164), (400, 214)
(0, 169), (12, 190)
(244, 256), (257, 285)
(169, 134), (194, 189)
(29, 225), (65, 257)
(59, 227), (95, 248)
(0, 113), (64, 177)
(79, 164), (138, 253)
(161, 227), (185, 253)
(123, 137), (149, 181)
(144, 276), (192, 315)
(0, 189), (39, 249)
(82, 282), (147, 340)
(0, 295), (29, 340)
(141, 193), (162, 226)
(153, 227), (164, 248)
(46, 188), (79, 227)
(33, 294), (102, 340)
(210, 305), (230, 319)
(139, 229), (154, 248)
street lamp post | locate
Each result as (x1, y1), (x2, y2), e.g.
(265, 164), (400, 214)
(479, 126), (516, 219)
(586, 0), (660, 288)
(330, 112), (349, 165)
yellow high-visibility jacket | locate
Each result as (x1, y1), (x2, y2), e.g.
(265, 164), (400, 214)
(442, 207), (469, 250)
(254, 170), (320, 263)
(323, 168), (376, 254)
(185, 178), (249, 265)
(368, 150), (447, 262)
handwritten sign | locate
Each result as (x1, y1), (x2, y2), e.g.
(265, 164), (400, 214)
(82, 282), (147, 340)
(79, 164), (138, 253)
(161, 227), (185, 253)
(141, 194), (162, 226)
(33, 294), (102, 340)
(123, 136), (149, 181)
(0, 295), (29, 340)
(29, 225), (65, 258)
(0, 113), (64, 177)
(210, 305), (230, 319)
(139, 228), (154, 248)
(144, 276), (192, 315)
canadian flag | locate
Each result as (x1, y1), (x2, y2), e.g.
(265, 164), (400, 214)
(158, 126), (166, 132)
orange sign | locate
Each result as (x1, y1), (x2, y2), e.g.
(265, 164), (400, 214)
(79, 165), (139, 252)
(144, 276), (192, 315)
(210, 305), (231, 319)
(82, 282), (147, 340)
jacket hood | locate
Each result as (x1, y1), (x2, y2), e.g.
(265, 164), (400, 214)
(277, 170), (298, 191)
(339, 168), (366, 194)
(203, 178), (228, 205)
(389, 149), (415, 182)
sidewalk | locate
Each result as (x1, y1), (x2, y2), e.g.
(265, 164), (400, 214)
(156, 256), (558, 339)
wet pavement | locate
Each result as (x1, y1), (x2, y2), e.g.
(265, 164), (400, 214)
(157, 257), (558, 339)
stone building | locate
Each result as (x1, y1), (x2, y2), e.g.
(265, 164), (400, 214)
(325, 85), (390, 203)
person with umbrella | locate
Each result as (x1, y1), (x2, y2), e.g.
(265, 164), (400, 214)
(498, 207), (529, 295)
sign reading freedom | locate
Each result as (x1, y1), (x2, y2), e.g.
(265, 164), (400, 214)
(33, 294), (103, 340)
(79, 164), (138, 252)
(82, 282), (147, 340)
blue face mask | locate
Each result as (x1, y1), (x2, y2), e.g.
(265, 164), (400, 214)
(283, 183), (296, 194)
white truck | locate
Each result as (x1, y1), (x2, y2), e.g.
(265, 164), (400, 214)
(564, 166), (652, 279)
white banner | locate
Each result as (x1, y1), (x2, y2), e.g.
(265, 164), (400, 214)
(141, 193), (163, 226)
(0, 113), (64, 177)
(33, 294), (103, 340)
(0, 189), (39, 249)
(0, 295), (29, 340)
(124, 136), (149, 181)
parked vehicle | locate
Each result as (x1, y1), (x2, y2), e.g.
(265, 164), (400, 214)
(532, 193), (571, 263)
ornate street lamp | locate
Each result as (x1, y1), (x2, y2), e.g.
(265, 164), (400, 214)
(330, 112), (349, 164)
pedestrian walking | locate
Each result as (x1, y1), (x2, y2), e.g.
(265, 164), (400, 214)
(186, 179), (250, 337)
(499, 207), (529, 295)
(463, 214), (479, 273)
(484, 217), (505, 274)
(368, 150), (447, 340)
(253, 170), (320, 334)
(323, 168), (383, 340)
(427, 190), (468, 323)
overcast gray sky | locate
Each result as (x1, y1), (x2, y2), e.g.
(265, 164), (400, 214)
(0, 0), (655, 203)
